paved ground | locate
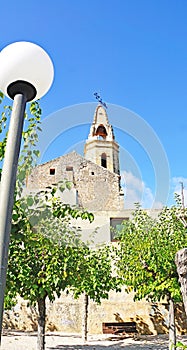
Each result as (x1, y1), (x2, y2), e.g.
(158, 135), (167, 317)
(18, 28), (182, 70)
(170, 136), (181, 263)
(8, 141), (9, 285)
(1, 332), (187, 350)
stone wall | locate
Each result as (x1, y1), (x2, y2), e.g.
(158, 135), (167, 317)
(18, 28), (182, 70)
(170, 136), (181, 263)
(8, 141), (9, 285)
(27, 151), (122, 211)
(3, 290), (187, 335)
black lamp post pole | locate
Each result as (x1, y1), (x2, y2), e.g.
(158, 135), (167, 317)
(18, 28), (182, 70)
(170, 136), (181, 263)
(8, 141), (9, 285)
(0, 92), (27, 341)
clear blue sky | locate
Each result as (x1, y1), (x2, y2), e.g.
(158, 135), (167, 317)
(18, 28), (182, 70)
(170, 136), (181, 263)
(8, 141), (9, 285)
(1, 0), (187, 208)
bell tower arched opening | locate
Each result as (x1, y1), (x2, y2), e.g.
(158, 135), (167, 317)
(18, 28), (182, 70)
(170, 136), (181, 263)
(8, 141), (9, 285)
(95, 124), (107, 139)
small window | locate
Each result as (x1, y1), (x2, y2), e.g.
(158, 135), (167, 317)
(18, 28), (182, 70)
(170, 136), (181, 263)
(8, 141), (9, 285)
(66, 166), (73, 171)
(50, 168), (55, 175)
(91, 171), (94, 175)
(101, 153), (107, 168)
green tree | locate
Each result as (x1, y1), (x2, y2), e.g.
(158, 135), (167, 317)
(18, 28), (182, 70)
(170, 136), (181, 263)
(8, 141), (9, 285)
(70, 244), (121, 341)
(5, 184), (94, 350)
(116, 203), (187, 350)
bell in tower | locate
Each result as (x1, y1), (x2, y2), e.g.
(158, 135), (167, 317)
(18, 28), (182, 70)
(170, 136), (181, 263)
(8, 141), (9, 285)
(84, 104), (120, 175)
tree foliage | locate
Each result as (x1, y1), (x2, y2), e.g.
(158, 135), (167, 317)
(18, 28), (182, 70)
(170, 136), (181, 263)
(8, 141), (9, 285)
(67, 241), (121, 342)
(5, 184), (94, 309)
(116, 203), (187, 302)
(0, 93), (93, 309)
(71, 244), (121, 303)
(115, 202), (187, 349)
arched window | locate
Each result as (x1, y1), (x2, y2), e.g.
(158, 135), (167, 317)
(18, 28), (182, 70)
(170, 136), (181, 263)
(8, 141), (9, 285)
(101, 153), (107, 168)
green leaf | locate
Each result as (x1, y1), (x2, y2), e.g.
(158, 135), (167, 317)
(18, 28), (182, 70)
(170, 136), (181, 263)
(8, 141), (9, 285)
(26, 196), (34, 207)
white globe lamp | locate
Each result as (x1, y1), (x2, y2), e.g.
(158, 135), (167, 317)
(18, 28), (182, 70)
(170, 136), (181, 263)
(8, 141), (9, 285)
(0, 41), (54, 101)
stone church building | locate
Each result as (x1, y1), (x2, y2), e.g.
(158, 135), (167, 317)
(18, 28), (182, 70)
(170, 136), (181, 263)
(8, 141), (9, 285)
(27, 104), (133, 244)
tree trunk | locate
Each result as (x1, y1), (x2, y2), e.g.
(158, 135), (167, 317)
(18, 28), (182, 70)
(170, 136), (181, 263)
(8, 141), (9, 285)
(169, 298), (176, 350)
(82, 293), (89, 342)
(37, 296), (46, 350)
(175, 248), (187, 316)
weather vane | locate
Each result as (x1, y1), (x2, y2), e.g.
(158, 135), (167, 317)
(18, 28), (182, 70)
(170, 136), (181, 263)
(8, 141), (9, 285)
(94, 92), (108, 109)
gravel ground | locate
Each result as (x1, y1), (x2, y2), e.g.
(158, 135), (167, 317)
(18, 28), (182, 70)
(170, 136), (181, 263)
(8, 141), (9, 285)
(1, 332), (187, 350)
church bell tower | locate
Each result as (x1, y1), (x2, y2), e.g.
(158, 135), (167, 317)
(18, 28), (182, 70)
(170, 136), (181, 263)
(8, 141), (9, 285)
(84, 105), (120, 175)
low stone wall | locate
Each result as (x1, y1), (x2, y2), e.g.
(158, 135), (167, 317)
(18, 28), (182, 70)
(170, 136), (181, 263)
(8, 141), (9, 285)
(3, 290), (187, 335)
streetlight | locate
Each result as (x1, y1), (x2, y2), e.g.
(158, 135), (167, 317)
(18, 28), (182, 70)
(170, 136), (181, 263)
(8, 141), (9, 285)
(0, 41), (54, 340)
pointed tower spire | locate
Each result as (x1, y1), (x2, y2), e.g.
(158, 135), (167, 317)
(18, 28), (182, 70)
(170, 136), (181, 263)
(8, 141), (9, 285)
(84, 104), (120, 175)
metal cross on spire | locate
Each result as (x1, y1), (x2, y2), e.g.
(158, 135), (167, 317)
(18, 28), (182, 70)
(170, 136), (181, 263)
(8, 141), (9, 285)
(93, 92), (108, 109)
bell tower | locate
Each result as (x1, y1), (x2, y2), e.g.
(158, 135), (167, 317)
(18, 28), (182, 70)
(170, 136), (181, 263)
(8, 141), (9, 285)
(84, 105), (120, 175)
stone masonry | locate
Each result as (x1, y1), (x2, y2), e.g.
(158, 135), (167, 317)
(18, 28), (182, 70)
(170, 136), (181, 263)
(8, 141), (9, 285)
(27, 151), (123, 212)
